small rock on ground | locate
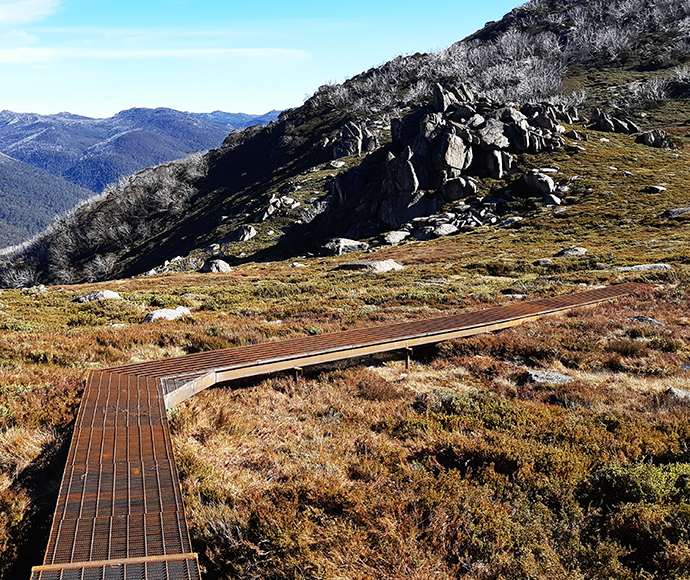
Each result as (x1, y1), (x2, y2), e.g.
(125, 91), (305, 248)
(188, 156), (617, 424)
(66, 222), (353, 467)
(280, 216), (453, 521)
(661, 207), (690, 219)
(202, 259), (233, 273)
(612, 263), (672, 272)
(666, 387), (690, 403)
(414, 224), (459, 241)
(627, 315), (663, 328)
(644, 185), (667, 194)
(338, 260), (404, 274)
(533, 258), (554, 267)
(519, 370), (574, 385)
(502, 216), (523, 227)
(74, 290), (122, 303)
(144, 306), (191, 323)
(322, 238), (370, 256)
(555, 247), (587, 258)
(383, 231), (410, 245)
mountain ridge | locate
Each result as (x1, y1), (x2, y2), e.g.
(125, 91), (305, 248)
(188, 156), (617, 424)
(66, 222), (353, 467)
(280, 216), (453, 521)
(0, 107), (279, 247)
(0, 106), (281, 193)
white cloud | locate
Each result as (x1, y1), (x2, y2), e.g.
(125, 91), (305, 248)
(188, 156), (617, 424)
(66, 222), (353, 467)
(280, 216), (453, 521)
(0, 29), (37, 46)
(0, 45), (52, 61)
(0, 0), (59, 25)
(59, 47), (310, 61)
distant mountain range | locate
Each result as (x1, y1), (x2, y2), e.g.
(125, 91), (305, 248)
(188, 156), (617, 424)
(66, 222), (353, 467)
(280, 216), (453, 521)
(0, 107), (280, 246)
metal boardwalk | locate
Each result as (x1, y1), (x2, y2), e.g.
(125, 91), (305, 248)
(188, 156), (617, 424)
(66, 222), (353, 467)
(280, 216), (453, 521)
(31, 283), (641, 580)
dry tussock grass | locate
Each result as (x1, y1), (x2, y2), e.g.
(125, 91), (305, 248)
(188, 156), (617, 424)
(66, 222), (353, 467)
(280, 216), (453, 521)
(0, 427), (55, 477)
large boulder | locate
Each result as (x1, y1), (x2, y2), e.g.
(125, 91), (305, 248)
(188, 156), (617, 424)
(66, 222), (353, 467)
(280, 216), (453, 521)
(555, 246), (587, 258)
(432, 132), (472, 171)
(628, 315), (663, 328)
(414, 223), (459, 240)
(384, 147), (419, 193)
(524, 171), (556, 195)
(442, 177), (476, 201)
(661, 207), (690, 219)
(478, 118), (510, 150)
(486, 150), (504, 179)
(431, 83), (459, 113)
(494, 106), (528, 126)
(519, 370), (574, 385)
(222, 225), (257, 243)
(334, 121), (363, 157)
(504, 123), (530, 151)
(383, 231), (411, 245)
(612, 263), (672, 272)
(379, 190), (444, 228)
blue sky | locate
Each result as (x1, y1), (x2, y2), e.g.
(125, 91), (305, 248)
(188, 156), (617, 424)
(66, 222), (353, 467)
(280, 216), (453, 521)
(0, 0), (523, 118)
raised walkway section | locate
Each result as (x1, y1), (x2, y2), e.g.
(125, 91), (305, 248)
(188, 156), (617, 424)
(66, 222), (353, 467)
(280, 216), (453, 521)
(31, 283), (641, 580)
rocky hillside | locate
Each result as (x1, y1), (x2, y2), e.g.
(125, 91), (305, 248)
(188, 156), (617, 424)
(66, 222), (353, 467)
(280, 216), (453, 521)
(0, 0), (688, 287)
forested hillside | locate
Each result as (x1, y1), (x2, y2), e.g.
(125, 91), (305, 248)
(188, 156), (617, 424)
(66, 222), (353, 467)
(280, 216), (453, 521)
(0, 154), (93, 247)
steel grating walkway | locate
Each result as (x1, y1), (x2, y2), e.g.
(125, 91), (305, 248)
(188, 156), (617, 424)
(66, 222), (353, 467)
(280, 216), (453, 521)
(31, 282), (642, 580)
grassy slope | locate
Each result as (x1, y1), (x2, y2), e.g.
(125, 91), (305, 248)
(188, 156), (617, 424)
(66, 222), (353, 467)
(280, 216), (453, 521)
(0, 124), (688, 577)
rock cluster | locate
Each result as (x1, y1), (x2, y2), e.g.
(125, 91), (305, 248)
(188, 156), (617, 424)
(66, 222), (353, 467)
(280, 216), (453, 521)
(635, 129), (674, 150)
(360, 85), (570, 228)
(397, 200), (501, 241)
(588, 109), (641, 134)
(333, 121), (380, 158)
(21, 285), (47, 294)
(257, 193), (302, 222)
(145, 256), (203, 277)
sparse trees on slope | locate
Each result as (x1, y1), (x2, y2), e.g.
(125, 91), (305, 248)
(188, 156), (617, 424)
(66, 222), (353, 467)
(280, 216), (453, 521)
(0, 152), (208, 287)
